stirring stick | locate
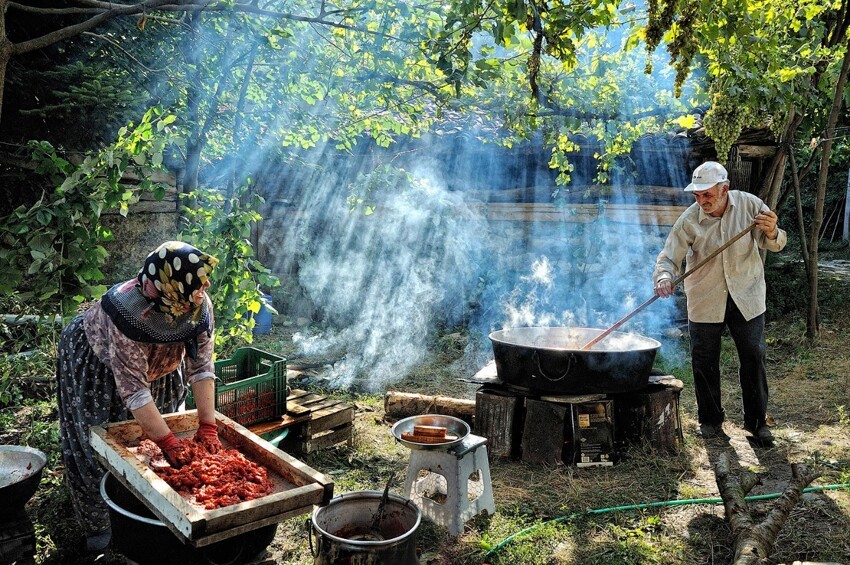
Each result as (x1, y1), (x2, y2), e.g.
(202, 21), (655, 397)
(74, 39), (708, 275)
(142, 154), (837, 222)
(580, 223), (758, 351)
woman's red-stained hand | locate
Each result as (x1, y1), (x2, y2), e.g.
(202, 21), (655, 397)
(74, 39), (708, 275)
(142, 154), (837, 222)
(193, 421), (222, 454)
(153, 431), (193, 468)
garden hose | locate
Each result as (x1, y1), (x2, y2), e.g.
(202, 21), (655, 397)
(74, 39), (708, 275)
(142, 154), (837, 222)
(483, 482), (850, 562)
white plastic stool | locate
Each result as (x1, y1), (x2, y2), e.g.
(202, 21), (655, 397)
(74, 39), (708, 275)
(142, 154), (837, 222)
(403, 433), (496, 536)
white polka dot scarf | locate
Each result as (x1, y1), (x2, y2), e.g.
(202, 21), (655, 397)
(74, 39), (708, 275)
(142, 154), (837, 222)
(137, 241), (219, 322)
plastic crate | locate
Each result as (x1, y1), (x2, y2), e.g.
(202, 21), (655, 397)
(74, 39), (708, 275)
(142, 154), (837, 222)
(214, 347), (285, 385)
(186, 348), (287, 427)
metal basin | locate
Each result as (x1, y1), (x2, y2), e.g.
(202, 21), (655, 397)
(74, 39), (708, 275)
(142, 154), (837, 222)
(0, 445), (47, 517)
(391, 415), (470, 451)
(489, 326), (661, 394)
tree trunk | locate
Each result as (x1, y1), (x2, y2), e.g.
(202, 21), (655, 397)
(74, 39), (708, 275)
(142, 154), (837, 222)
(806, 41), (850, 339)
(0, 0), (9, 122)
(843, 165), (850, 243)
(714, 453), (820, 565)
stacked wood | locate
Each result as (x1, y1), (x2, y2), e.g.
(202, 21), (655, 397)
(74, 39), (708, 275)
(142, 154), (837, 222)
(384, 391), (475, 421)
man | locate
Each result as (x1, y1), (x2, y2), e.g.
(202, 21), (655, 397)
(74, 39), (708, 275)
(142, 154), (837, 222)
(653, 161), (786, 444)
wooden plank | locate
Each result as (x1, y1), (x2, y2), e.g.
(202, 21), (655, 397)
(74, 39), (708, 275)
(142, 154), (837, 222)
(297, 425), (353, 454)
(247, 413), (312, 437)
(476, 203), (687, 226)
(90, 410), (333, 547)
(303, 405), (354, 436)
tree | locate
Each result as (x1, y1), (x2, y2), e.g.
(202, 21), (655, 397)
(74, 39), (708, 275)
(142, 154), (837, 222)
(431, 0), (850, 339)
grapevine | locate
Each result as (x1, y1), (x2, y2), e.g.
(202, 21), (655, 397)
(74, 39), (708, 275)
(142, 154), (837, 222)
(644, 0), (679, 74)
(703, 92), (752, 165)
(667, 0), (699, 97)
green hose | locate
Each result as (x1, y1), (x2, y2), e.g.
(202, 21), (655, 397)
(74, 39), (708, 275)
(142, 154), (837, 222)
(483, 482), (850, 562)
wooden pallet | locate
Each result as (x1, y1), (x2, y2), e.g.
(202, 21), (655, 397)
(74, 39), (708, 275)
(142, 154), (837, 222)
(248, 389), (354, 454)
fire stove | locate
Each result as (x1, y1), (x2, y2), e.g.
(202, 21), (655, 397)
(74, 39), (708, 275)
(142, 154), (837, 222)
(0, 509), (36, 565)
(470, 361), (684, 466)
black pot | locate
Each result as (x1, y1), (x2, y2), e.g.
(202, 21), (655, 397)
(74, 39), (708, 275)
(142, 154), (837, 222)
(0, 445), (47, 518)
(489, 327), (661, 394)
(100, 472), (277, 565)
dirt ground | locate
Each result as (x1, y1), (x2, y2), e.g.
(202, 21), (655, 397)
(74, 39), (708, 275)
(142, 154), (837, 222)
(252, 309), (850, 564)
(4, 281), (850, 564)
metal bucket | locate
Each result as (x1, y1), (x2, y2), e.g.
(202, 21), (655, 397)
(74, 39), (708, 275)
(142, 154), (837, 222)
(100, 472), (276, 565)
(309, 491), (421, 565)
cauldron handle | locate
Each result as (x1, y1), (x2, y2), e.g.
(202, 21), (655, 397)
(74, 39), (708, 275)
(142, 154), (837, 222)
(532, 350), (574, 382)
(307, 518), (322, 558)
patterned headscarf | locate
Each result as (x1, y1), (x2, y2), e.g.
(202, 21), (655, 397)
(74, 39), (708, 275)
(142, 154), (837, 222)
(137, 241), (218, 321)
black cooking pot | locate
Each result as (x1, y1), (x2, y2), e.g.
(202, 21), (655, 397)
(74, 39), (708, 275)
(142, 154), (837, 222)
(0, 445), (47, 517)
(100, 472), (277, 565)
(489, 327), (661, 394)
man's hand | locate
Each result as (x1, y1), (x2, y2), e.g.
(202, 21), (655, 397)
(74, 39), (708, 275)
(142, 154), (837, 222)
(655, 278), (674, 298)
(754, 211), (779, 239)
(193, 421), (222, 454)
(153, 431), (193, 468)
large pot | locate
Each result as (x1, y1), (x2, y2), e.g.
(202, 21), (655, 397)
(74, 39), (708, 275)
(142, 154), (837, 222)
(309, 490), (421, 565)
(489, 327), (661, 394)
(0, 445), (47, 518)
(100, 472), (276, 565)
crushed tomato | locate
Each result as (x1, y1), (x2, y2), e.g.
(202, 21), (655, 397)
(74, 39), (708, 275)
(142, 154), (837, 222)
(137, 439), (274, 509)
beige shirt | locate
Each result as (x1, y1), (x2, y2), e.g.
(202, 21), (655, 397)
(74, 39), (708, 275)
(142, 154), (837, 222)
(654, 190), (786, 323)
(83, 298), (216, 411)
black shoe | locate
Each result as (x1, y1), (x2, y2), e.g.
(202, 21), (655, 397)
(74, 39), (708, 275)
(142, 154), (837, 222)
(746, 425), (774, 445)
(699, 423), (721, 438)
(84, 529), (111, 554)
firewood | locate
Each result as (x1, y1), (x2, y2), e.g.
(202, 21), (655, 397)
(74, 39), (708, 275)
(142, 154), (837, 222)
(384, 391), (475, 420)
(413, 425), (447, 438)
(714, 453), (820, 564)
(400, 431), (458, 444)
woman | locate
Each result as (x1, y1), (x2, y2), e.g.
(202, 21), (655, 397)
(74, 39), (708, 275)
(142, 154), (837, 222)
(56, 241), (221, 553)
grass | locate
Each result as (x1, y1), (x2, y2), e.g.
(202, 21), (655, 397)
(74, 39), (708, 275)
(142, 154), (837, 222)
(3, 272), (850, 564)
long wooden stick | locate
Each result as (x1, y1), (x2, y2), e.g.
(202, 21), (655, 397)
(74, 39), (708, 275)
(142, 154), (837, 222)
(580, 223), (758, 350)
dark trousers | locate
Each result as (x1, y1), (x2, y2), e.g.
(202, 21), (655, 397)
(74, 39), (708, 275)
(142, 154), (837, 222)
(688, 297), (769, 431)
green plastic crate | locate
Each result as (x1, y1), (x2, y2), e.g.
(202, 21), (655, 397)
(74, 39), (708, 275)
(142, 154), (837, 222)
(186, 347), (287, 427)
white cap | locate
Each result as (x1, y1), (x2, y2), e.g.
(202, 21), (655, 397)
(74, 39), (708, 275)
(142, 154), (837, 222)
(685, 161), (729, 192)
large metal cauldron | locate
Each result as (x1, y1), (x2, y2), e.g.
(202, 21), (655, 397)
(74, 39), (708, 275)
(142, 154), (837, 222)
(489, 327), (661, 394)
(309, 490), (421, 564)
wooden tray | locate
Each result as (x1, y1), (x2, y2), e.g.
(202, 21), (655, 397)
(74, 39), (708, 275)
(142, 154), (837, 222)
(90, 410), (333, 547)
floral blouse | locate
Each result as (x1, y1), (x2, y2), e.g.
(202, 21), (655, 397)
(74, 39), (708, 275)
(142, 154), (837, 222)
(83, 298), (216, 411)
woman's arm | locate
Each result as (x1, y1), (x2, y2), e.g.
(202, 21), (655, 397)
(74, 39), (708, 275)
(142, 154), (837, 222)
(131, 401), (171, 441)
(190, 378), (217, 424)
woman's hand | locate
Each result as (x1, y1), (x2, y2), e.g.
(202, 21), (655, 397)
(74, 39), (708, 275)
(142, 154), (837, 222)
(193, 421), (222, 454)
(153, 431), (193, 468)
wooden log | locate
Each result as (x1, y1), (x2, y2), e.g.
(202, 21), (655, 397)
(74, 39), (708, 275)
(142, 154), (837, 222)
(714, 453), (820, 564)
(521, 399), (570, 465)
(474, 387), (523, 459)
(384, 391), (476, 421)
(611, 381), (684, 453)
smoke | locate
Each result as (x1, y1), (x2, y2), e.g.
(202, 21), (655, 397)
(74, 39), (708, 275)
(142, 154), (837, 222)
(260, 137), (684, 392)
(254, 27), (696, 390)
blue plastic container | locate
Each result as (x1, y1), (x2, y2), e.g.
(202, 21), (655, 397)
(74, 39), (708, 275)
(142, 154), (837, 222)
(253, 294), (274, 335)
